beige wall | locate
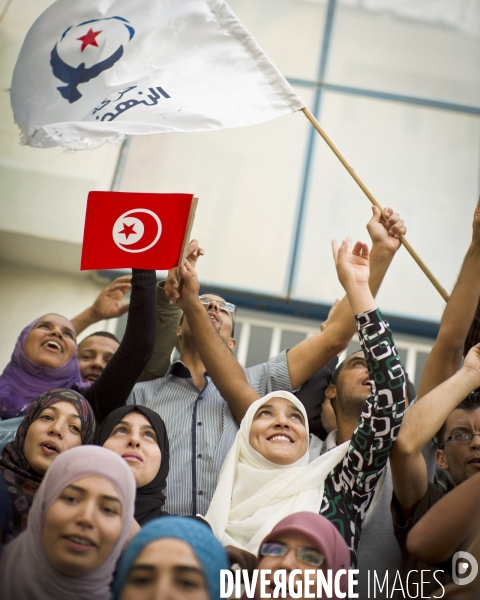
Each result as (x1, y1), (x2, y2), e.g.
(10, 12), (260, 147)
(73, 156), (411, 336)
(0, 262), (113, 371)
(0, 0), (120, 251)
(0, 0), (122, 372)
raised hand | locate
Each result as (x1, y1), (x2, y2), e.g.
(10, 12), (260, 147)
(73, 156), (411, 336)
(165, 239), (205, 302)
(367, 206), (406, 255)
(332, 238), (370, 291)
(175, 259), (201, 312)
(71, 274), (132, 334)
(331, 238), (374, 315)
(90, 275), (132, 320)
(462, 343), (480, 387)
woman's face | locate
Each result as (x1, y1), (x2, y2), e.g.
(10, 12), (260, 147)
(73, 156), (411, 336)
(103, 412), (161, 488)
(23, 401), (83, 475)
(256, 532), (326, 600)
(120, 538), (209, 600)
(249, 398), (308, 465)
(42, 475), (123, 577)
(24, 314), (77, 369)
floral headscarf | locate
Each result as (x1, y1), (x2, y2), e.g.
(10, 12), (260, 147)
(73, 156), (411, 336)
(0, 389), (95, 538)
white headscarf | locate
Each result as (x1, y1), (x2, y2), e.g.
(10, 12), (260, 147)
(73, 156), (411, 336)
(205, 391), (349, 554)
(0, 445), (136, 600)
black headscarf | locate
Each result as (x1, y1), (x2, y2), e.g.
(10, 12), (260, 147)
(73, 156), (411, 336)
(93, 406), (169, 525)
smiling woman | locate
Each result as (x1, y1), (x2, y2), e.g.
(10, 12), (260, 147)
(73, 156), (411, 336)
(0, 314), (87, 420)
(93, 406), (169, 525)
(0, 270), (157, 428)
(248, 396), (308, 465)
(0, 445), (136, 600)
(205, 391), (350, 554)
(0, 389), (96, 538)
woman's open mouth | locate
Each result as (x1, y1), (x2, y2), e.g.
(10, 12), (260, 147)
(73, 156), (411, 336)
(40, 441), (60, 455)
(41, 340), (63, 353)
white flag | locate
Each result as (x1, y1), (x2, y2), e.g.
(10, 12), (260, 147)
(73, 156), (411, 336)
(11, 0), (305, 150)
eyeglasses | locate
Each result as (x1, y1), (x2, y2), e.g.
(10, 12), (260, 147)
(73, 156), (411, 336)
(199, 295), (236, 315)
(199, 295), (237, 335)
(440, 432), (480, 449)
(259, 542), (325, 567)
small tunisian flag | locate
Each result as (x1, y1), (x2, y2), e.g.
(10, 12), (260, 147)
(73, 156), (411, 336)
(81, 191), (197, 270)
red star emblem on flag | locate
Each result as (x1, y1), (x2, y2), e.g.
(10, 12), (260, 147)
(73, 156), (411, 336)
(77, 28), (102, 52)
(118, 222), (136, 239)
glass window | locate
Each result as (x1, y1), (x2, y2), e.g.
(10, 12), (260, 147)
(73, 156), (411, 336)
(120, 86), (314, 296)
(280, 329), (307, 351)
(293, 90), (480, 322)
(414, 350), (430, 390)
(328, 4), (480, 106)
(245, 325), (273, 366)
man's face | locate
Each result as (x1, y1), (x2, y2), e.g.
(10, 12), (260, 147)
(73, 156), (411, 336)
(436, 408), (480, 485)
(78, 336), (120, 383)
(179, 294), (236, 351)
(326, 351), (371, 423)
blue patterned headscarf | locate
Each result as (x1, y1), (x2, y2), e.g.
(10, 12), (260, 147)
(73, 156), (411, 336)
(112, 517), (228, 600)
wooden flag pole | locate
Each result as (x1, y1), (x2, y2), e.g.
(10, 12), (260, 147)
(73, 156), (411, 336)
(176, 195), (199, 288)
(301, 107), (450, 303)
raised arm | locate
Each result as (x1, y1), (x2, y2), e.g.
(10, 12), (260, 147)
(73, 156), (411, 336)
(71, 275), (131, 335)
(407, 471), (480, 564)
(138, 240), (205, 382)
(177, 260), (260, 423)
(321, 238), (405, 562)
(82, 269), (156, 422)
(417, 199), (480, 400)
(331, 236), (376, 314)
(391, 343), (480, 515)
(287, 206), (406, 389)
(335, 237), (406, 475)
(136, 282), (182, 382)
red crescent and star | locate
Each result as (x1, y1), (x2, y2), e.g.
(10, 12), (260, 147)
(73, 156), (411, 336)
(118, 223), (136, 239)
(77, 28), (102, 52)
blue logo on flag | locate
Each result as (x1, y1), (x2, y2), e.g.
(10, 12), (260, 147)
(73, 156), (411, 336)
(50, 16), (135, 103)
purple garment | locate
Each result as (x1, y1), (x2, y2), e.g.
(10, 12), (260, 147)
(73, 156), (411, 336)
(0, 317), (89, 419)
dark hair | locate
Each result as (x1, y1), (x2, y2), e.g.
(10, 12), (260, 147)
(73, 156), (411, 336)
(331, 353), (416, 400)
(79, 331), (120, 345)
(435, 391), (480, 447)
(331, 351), (363, 385)
(405, 374), (416, 404)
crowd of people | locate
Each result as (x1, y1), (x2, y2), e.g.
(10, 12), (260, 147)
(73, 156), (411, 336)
(0, 202), (479, 600)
